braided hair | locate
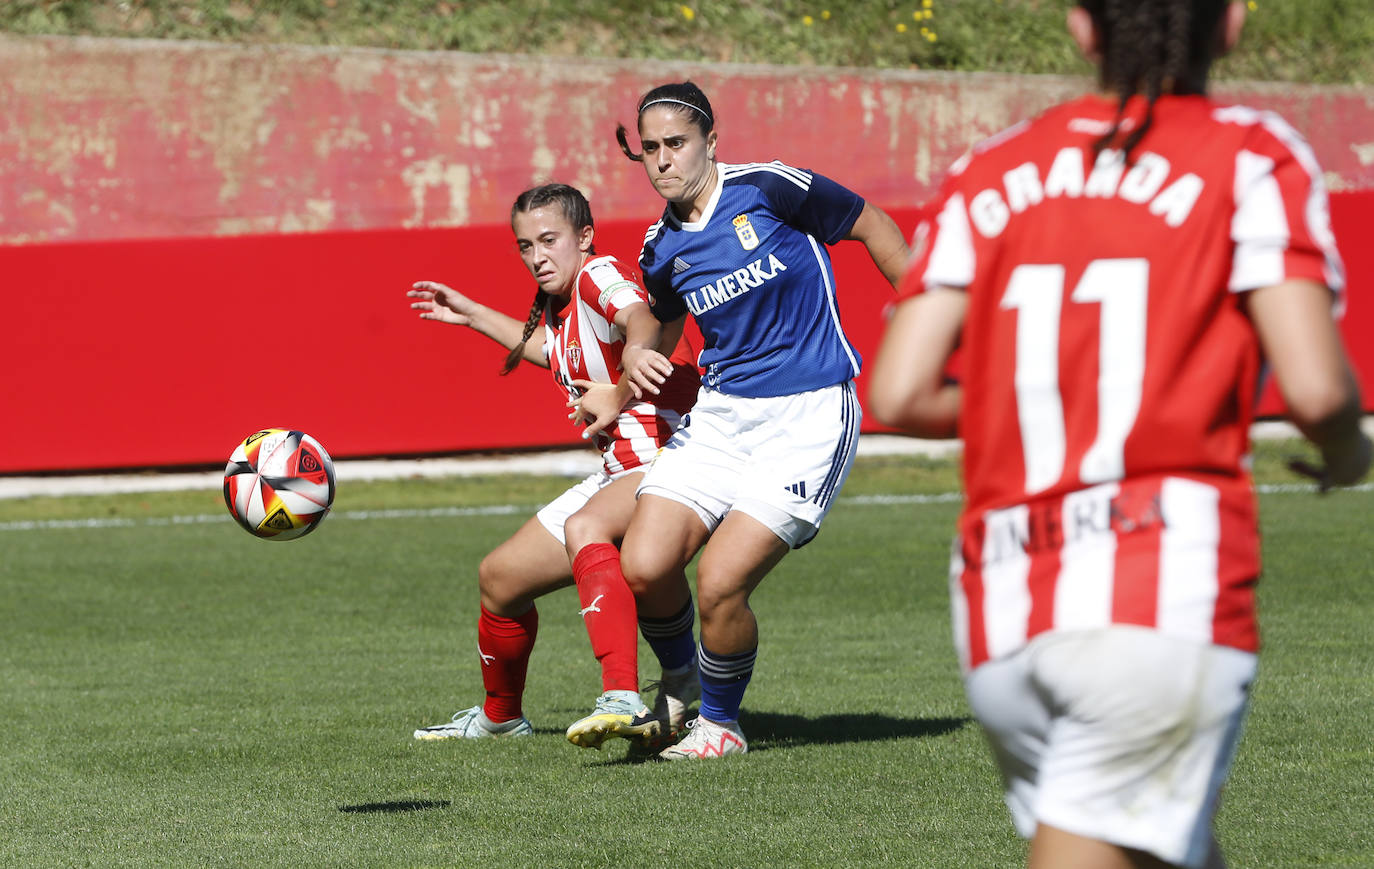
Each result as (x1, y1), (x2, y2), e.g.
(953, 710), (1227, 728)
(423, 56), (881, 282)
(1079, 0), (1229, 160)
(501, 183), (595, 375)
(616, 81), (715, 162)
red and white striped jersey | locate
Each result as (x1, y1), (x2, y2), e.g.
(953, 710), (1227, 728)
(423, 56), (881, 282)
(543, 253), (699, 475)
(899, 94), (1343, 671)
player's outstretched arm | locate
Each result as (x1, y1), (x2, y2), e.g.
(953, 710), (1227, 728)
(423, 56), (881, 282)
(1246, 277), (1372, 489)
(845, 202), (910, 289)
(868, 286), (966, 439)
(409, 280), (547, 367)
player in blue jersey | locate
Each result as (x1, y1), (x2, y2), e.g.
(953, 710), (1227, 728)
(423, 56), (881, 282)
(584, 81), (909, 759)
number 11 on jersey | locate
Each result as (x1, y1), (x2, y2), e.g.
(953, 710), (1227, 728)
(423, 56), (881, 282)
(1000, 258), (1149, 495)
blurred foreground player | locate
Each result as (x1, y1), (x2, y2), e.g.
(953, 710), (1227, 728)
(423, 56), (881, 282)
(869, 1), (1370, 866)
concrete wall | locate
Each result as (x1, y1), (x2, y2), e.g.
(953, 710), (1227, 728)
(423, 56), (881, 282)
(3, 34), (1371, 244)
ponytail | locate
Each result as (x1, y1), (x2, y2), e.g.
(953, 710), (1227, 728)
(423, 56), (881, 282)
(616, 123), (642, 162)
(1082, 0), (1227, 161)
(501, 289), (549, 375)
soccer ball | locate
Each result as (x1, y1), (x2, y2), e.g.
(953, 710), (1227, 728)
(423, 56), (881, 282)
(223, 429), (336, 540)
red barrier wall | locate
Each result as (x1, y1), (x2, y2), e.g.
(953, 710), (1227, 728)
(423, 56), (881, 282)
(0, 215), (898, 472)
(3, 192), (1371, 473)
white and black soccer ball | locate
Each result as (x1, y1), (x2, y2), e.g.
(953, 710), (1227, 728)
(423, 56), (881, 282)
(223, 429), (336, 540)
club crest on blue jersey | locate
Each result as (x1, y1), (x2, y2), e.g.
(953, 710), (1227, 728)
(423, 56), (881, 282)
(732, 214), (760, 250)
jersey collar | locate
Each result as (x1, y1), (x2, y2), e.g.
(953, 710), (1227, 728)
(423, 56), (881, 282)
(666, 162), (724, 232)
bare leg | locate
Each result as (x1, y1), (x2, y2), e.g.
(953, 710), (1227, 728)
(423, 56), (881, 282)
(479, 514), (575, 616)
(694, 511), (789, 655)
(619, 493), (712, 619)
(562, 472), (643, 558)
(1029, 824), (1221, 869)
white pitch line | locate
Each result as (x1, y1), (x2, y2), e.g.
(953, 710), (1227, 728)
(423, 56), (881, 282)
(1, 423), (1339, 502)
(0, 504), (534, 532)
(2, 483), (1369, 533)
(0, 435), (955, 501)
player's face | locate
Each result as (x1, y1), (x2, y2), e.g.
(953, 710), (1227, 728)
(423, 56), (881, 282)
(511, 205), (594, 298)
(637, 106), (718, 209)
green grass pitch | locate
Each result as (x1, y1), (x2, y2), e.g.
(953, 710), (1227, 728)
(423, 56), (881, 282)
(1, 442), (1371, 867)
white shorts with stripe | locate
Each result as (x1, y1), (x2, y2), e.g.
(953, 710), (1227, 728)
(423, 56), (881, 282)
(964, 626), (1255, 867)
(636, 381), (861, 548)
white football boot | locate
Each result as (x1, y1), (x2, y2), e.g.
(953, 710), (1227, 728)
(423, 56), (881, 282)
(413, 705), (532, 740)
(645, 665), (701, 739)
(565, 690), (661, 749)
(658, 716), (748, 761)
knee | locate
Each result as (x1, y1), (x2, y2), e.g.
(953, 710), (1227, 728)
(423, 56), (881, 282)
(562, 510), (609, 555)
(694, 576), (746, 623)
(695, 586), (722, 621)
(618, 554), (652, 597)
(477, 553), (517, 611)
(618, 540), (666, 598)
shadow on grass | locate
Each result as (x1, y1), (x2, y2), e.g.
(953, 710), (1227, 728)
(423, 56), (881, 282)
(597, 711), (972, 765)
(743, 710), (971, 750)
(339, 799), (450, 813)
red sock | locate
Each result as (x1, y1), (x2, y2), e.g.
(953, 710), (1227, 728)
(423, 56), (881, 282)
(477, 604), (538, 723)
(572, 543), (640, 693)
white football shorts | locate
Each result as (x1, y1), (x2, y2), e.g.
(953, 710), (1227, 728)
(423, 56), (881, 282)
(636, 381), (861, 548)
(963, 626), (1256, 868)
(535, 467), (639, 546)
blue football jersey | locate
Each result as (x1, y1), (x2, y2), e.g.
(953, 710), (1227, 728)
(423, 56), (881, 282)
(638, 161), (866, 398)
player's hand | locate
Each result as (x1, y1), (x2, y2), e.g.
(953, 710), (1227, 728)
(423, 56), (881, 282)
(1288, 430), (1373, 493)
(619, 345), (673, 399)
(568, 381), (623, 439)
(409, 281), (476, 326)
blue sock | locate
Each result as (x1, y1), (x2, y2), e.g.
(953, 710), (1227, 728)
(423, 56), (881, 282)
(638, 598), (696, 672)
(697, 643), (756, 723)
